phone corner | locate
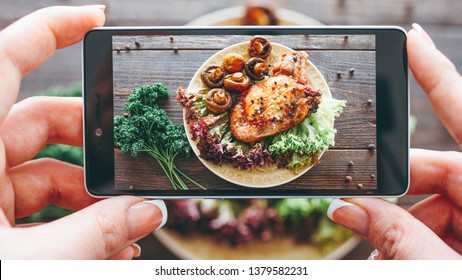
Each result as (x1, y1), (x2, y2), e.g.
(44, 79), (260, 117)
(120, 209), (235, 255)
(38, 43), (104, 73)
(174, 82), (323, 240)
(83, 28), (103, 44)
(395, 26), (408, 37)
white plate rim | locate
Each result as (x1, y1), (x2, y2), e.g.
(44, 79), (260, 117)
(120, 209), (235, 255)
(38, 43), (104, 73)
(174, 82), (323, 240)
(186, 6), (323, 26)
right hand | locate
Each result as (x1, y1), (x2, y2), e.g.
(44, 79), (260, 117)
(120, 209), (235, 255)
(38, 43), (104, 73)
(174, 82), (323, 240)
(327, 23), (462, 259)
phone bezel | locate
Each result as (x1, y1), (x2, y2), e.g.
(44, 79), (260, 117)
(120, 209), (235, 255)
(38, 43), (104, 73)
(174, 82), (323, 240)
(83, 26), (409, 198)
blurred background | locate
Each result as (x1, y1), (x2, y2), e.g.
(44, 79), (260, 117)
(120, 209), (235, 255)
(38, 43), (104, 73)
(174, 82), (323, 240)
(1, 0), (461, 259)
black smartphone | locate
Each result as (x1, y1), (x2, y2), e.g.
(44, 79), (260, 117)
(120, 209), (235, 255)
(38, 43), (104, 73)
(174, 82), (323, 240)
(83, 27), (408, 198)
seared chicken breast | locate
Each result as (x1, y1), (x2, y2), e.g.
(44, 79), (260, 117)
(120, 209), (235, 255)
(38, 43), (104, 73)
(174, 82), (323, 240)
(230, 51), (322, 143)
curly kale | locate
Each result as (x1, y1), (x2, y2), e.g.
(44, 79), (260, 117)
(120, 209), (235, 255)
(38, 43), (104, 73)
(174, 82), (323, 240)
(114, 83), (205, 190)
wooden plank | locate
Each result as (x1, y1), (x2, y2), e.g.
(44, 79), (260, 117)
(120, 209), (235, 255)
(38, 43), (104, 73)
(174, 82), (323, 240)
(2, 0), (461, 26)
(113, 49), (376, 150)
(114, 149), (377, 191)
(113, 35), (375, 50)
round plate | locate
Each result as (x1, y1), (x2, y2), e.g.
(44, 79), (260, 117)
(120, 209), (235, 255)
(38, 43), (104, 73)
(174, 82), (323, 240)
(184, 41), (332, 188)
(155, 229), (361, 260)
(186, 6), (323, 26)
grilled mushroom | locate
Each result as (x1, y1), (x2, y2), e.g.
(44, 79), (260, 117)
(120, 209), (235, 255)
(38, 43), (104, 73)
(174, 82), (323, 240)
(242, 6), (279, 26)
(222, 53), (246, 73)
(201, 65), (225, 88)
(248, 36), (272, 59)
(205, 88), (232, 114)
(223, 72), (251, 92)
(244, 57), (269, 80)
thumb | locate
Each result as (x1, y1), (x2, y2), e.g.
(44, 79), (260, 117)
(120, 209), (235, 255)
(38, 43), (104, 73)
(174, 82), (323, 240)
(2, 196), (167, 259)
(327, 198), (458, 259)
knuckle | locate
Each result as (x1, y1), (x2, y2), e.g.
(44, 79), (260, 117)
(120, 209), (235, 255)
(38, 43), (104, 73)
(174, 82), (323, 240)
(370, 210), (408, 259)
(379, 221), (404, 259)
(94, 211), (127, 257)
(23, 96), (48, 107)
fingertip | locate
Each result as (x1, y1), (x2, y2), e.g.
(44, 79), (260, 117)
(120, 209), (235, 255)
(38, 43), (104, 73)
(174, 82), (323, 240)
(34, 5), (106, 49)
(127, 199), (167, 240)
(411, 23), (436, 48)
(145, 200), (168, 230)
(79, 4), (106, 28)
(327, 198), (370, 236)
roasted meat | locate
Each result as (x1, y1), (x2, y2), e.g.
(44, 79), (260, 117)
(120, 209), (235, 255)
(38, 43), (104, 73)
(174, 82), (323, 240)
(230, 51), (322, 143)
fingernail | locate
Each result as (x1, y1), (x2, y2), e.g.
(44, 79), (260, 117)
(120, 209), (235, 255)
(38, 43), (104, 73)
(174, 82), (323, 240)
(367, 249), (380, 260)
(412, 23), (424, 36)
(131, 243), (142, 258)
(84, 4), (106, 12)
(327, 199), (369, 236)
(127, 199), (167, 239)
(411, 23), (436, 48)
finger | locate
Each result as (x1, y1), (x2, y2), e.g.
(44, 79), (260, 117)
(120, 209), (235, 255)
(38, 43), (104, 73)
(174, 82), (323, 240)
(408, 195), (462, 247)
(0, 210), (11, 227)
(408, 25), (462, 146)
(2, 198), (166, 259)
(0, 139), (15, 224)
(409, 149), (462, 207)
(108, 244), (141, 260)
(443, 233), (462, 255)
(411, 23), (436, 49)
(0, 5), (105, 124)
(9, 158), (97, 218)
(327, 198), (460, 259)
(1, 97), (82, 167)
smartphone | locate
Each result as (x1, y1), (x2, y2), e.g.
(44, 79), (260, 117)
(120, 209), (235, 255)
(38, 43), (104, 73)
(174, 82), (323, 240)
(83, 27), (409, 198)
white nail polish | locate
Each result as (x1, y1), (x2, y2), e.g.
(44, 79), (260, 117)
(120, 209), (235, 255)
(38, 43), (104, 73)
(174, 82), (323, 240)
(145, 200), (168, 230)
(131, 243), (142, 258)
(327, 199), (355, 220)
(412, 23), (423, 35)
(367, 249), (380, 260)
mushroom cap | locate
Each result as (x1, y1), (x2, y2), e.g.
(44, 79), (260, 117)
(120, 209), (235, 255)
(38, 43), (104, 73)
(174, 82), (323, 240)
(205, 88), (232, 114)
(201, 65), (225, 88)
(248, 36), (272, 59)
(222, 53), (246, 73)
(223, 72), (251, 92)
(245, 57), (269, 80)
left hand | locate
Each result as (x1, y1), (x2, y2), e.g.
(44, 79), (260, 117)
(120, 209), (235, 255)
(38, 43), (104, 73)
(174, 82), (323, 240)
(0, 6), (167, 260)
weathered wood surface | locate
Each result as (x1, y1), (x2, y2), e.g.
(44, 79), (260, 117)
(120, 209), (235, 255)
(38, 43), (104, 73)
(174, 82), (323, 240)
(115, 149), (377, 190)
(1, 0), (462, 27)
(113, 38), (376, 190)
(113, 35), (375, 50)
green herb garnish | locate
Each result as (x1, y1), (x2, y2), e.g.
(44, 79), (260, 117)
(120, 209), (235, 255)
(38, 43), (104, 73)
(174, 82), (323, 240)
(114, 83), (205, 190)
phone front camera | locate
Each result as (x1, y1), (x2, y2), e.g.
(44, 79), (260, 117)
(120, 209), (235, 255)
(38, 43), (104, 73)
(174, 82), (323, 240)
(95, 128), (103, 136)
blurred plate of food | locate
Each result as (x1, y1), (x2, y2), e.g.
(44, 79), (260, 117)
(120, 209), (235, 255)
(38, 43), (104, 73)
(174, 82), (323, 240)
(186, 5), (323, 26)
(154, 199), (360, 260)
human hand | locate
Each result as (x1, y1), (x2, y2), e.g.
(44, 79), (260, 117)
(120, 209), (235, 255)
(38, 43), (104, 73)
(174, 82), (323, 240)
(327, 23), (462, 260)
(0, 6), (167, 259)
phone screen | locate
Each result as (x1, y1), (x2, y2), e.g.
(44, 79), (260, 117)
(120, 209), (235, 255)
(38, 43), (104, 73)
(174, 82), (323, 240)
(111, 33), (378, 193)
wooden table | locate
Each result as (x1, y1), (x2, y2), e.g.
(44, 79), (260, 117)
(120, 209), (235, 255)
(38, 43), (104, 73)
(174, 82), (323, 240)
(113, 34), (377, 192)
(1, 0), (461, 260)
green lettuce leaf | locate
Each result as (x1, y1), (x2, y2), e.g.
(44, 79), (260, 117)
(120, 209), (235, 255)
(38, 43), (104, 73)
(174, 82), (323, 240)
(269, 97), (346, 172)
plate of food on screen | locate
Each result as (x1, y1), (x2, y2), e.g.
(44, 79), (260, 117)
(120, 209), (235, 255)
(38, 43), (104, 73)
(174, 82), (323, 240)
(177, 36), (346, 187)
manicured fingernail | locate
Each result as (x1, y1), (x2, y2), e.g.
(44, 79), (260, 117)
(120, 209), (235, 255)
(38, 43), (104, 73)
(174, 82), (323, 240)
(411, 23), (436, 48)
(131, 243), (142, 258)
(367, 249), (380, 260)
(127, 199), (167, 239)
(84, 4), (106, 12)
(145, 200), (168, 230)
(327, 199), (369, 236)
(412, 23), (424, 36)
